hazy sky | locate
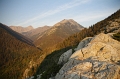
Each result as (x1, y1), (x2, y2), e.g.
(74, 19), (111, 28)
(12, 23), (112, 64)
(0, 0), (120, 28)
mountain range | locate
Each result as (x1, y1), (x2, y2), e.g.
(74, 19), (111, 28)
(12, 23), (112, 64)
(34, 19), (84, 50)
(0, 9), (120, 79)
(10, 25), (33, 33)
(22, 26), (50, 41)
(10, 19), (84, 50)
(0, 19), (84, 79)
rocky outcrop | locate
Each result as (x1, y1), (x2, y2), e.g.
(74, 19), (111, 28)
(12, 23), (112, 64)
(58, 49), (72, 65)
(105, 18), (120, 33)
(55, 33), (120, 79)
(71, 33), (120, 63)
(55, 57), (120, 79)
(23, 60), (36, 79)
(76, 37), (92, 51)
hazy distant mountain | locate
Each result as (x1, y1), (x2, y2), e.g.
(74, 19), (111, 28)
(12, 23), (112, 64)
(54, 19), (83, 30)
(10, 25), (33, 33)
(1, 24), (34, 46)
(22, 26), (50, 41)
(34, 19), (84, 49)
(0, 23), (41, 79)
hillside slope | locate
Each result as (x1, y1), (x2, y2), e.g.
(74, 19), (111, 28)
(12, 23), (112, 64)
(22, 26), (50, 41)
(34, 19), (84, 50)
(0, 23), (41, 79)
(1, 24), (34, 46)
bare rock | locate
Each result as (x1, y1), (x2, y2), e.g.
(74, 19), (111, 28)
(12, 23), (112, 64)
(71, 33), (120, 62)
(55, 57), (120, 79)
(55, 33), (120, 79)
(76, 37), (93, 51)
(22, 60), (37, 79)
(58, 49), (72, 65)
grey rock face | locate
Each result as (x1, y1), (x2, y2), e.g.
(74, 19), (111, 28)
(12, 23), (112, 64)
(56, 57), (120, 79)
(55, 33), (120, 79)
(71, 33), (120, 62)
(58, 49), (72, 65)
(76, 37), (93, 51)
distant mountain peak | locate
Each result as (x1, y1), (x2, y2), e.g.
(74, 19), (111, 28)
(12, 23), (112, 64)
(27, 25), (33, 29)
(54, 19), (84, 29)
(22, 26), (50, 41)
(26, 25), (34, 30)
(34, 19), (84, 49)
(43, 25), (50, 28)
(10, 25), (34, 33)
(55, 19), (75, 25)
(61, 19), (75, 23)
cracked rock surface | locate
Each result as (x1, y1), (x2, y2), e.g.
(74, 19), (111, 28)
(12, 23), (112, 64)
(58, 49), (72, 65)
(55, 33), (120, 79)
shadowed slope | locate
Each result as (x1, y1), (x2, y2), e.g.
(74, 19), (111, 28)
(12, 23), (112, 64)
(0, 23), (41, 79)
(1, 23), (34, 46)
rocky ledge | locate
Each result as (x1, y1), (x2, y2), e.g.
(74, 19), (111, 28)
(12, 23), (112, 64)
(55, 33), (120, 79)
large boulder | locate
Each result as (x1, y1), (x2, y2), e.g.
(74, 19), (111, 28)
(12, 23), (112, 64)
(58, 49), (72, 65)
(55, 57), (120, 79)
(71, 33), (120, 62)
(55, 33), (120, 79)
(76, 37), (92, 51)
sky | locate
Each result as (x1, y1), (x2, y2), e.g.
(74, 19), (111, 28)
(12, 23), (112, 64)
(0, 0), (120, 28)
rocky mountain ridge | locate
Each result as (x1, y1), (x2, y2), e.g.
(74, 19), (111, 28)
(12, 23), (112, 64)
(22, 26), (50, 41)
(34, 19), (84, 49)
(1, 23), (34, 46)
(55, 33), (120, 79)
(10, 25), (34, 33)
(54, 19), (83, 30)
